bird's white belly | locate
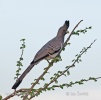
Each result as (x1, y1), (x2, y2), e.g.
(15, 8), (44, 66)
(45, 52), (58, 60)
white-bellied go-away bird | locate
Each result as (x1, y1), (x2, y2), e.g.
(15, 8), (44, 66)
(12, 20), (69, 89)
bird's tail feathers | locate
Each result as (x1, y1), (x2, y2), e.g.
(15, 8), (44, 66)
(12, 63), (35, 89)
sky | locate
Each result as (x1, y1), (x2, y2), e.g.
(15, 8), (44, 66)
(0, 0), (101, 100)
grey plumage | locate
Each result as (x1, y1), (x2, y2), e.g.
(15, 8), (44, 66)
(12, 20), (69, 89)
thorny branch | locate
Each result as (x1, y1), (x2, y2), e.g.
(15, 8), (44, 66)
(39, 77), (101, 90)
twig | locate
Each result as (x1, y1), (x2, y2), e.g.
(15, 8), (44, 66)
(63, 20), (83, 48)
(2, 88), (29, 100)
(59, 20), (83, 54)
(45, 77), (101, 89)
(15, 39), (26, 80)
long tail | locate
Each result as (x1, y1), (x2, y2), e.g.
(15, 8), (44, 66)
(12, 63), (35, 89)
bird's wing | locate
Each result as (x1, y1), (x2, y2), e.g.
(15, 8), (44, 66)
(32, 37), (61, 63)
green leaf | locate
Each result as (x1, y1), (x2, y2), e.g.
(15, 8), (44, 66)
(72, 59), (75, 62)
(78, 59), (82, 62)
(89, 77), (97, 82)
(22, 44), (26, 48)
(65, 66), (70, 69)
(14, 77), (17, 79)
(89, 26), (92, 29)
(67, 42), (71, 45)
(16, 70), (19, 72)
(16, 73), (20, 76)
(18, 67), (21, 70)
(20, 38), (25, 41)
(20, 57), (23, 60)
(17, 61), (20, 63)
(20, 47), (23, 49)
(58, 71), (62, 74)
(16, 63), (20, 66)
(34, 79), (37, 81)
(60, 85), (63, 89)
(41, 77), (45, 81)
(73, 32), (79, 35)
(62, 47), (65, 51)
(67, 70), (70, 75)
(51, 87), (55, 90)
(63, 73), (67, 77)
(69, 81), (73, 85)
(47, 88), (51, 90)
(0, 95), (2, 100)
(55, 80), (58, 84)
(79, 81), (84, 85)
(50, 77), (53, 80)
(75, 54), (78, 57)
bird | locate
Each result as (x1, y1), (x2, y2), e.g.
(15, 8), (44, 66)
(12, 20), (69, 89)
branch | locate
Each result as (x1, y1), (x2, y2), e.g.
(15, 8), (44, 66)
(59, 20), (83, 54)
(2, 88), (29, 100)
(14, 39), (26, 80)
(64, 20), (83, 45)
(45, 77), (101, 90)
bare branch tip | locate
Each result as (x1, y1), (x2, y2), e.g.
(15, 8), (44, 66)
(92, 39), (97, 44)
(94, 39), (97, 41)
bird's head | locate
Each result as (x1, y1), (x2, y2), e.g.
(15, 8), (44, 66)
(57, 20), (70, 37)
